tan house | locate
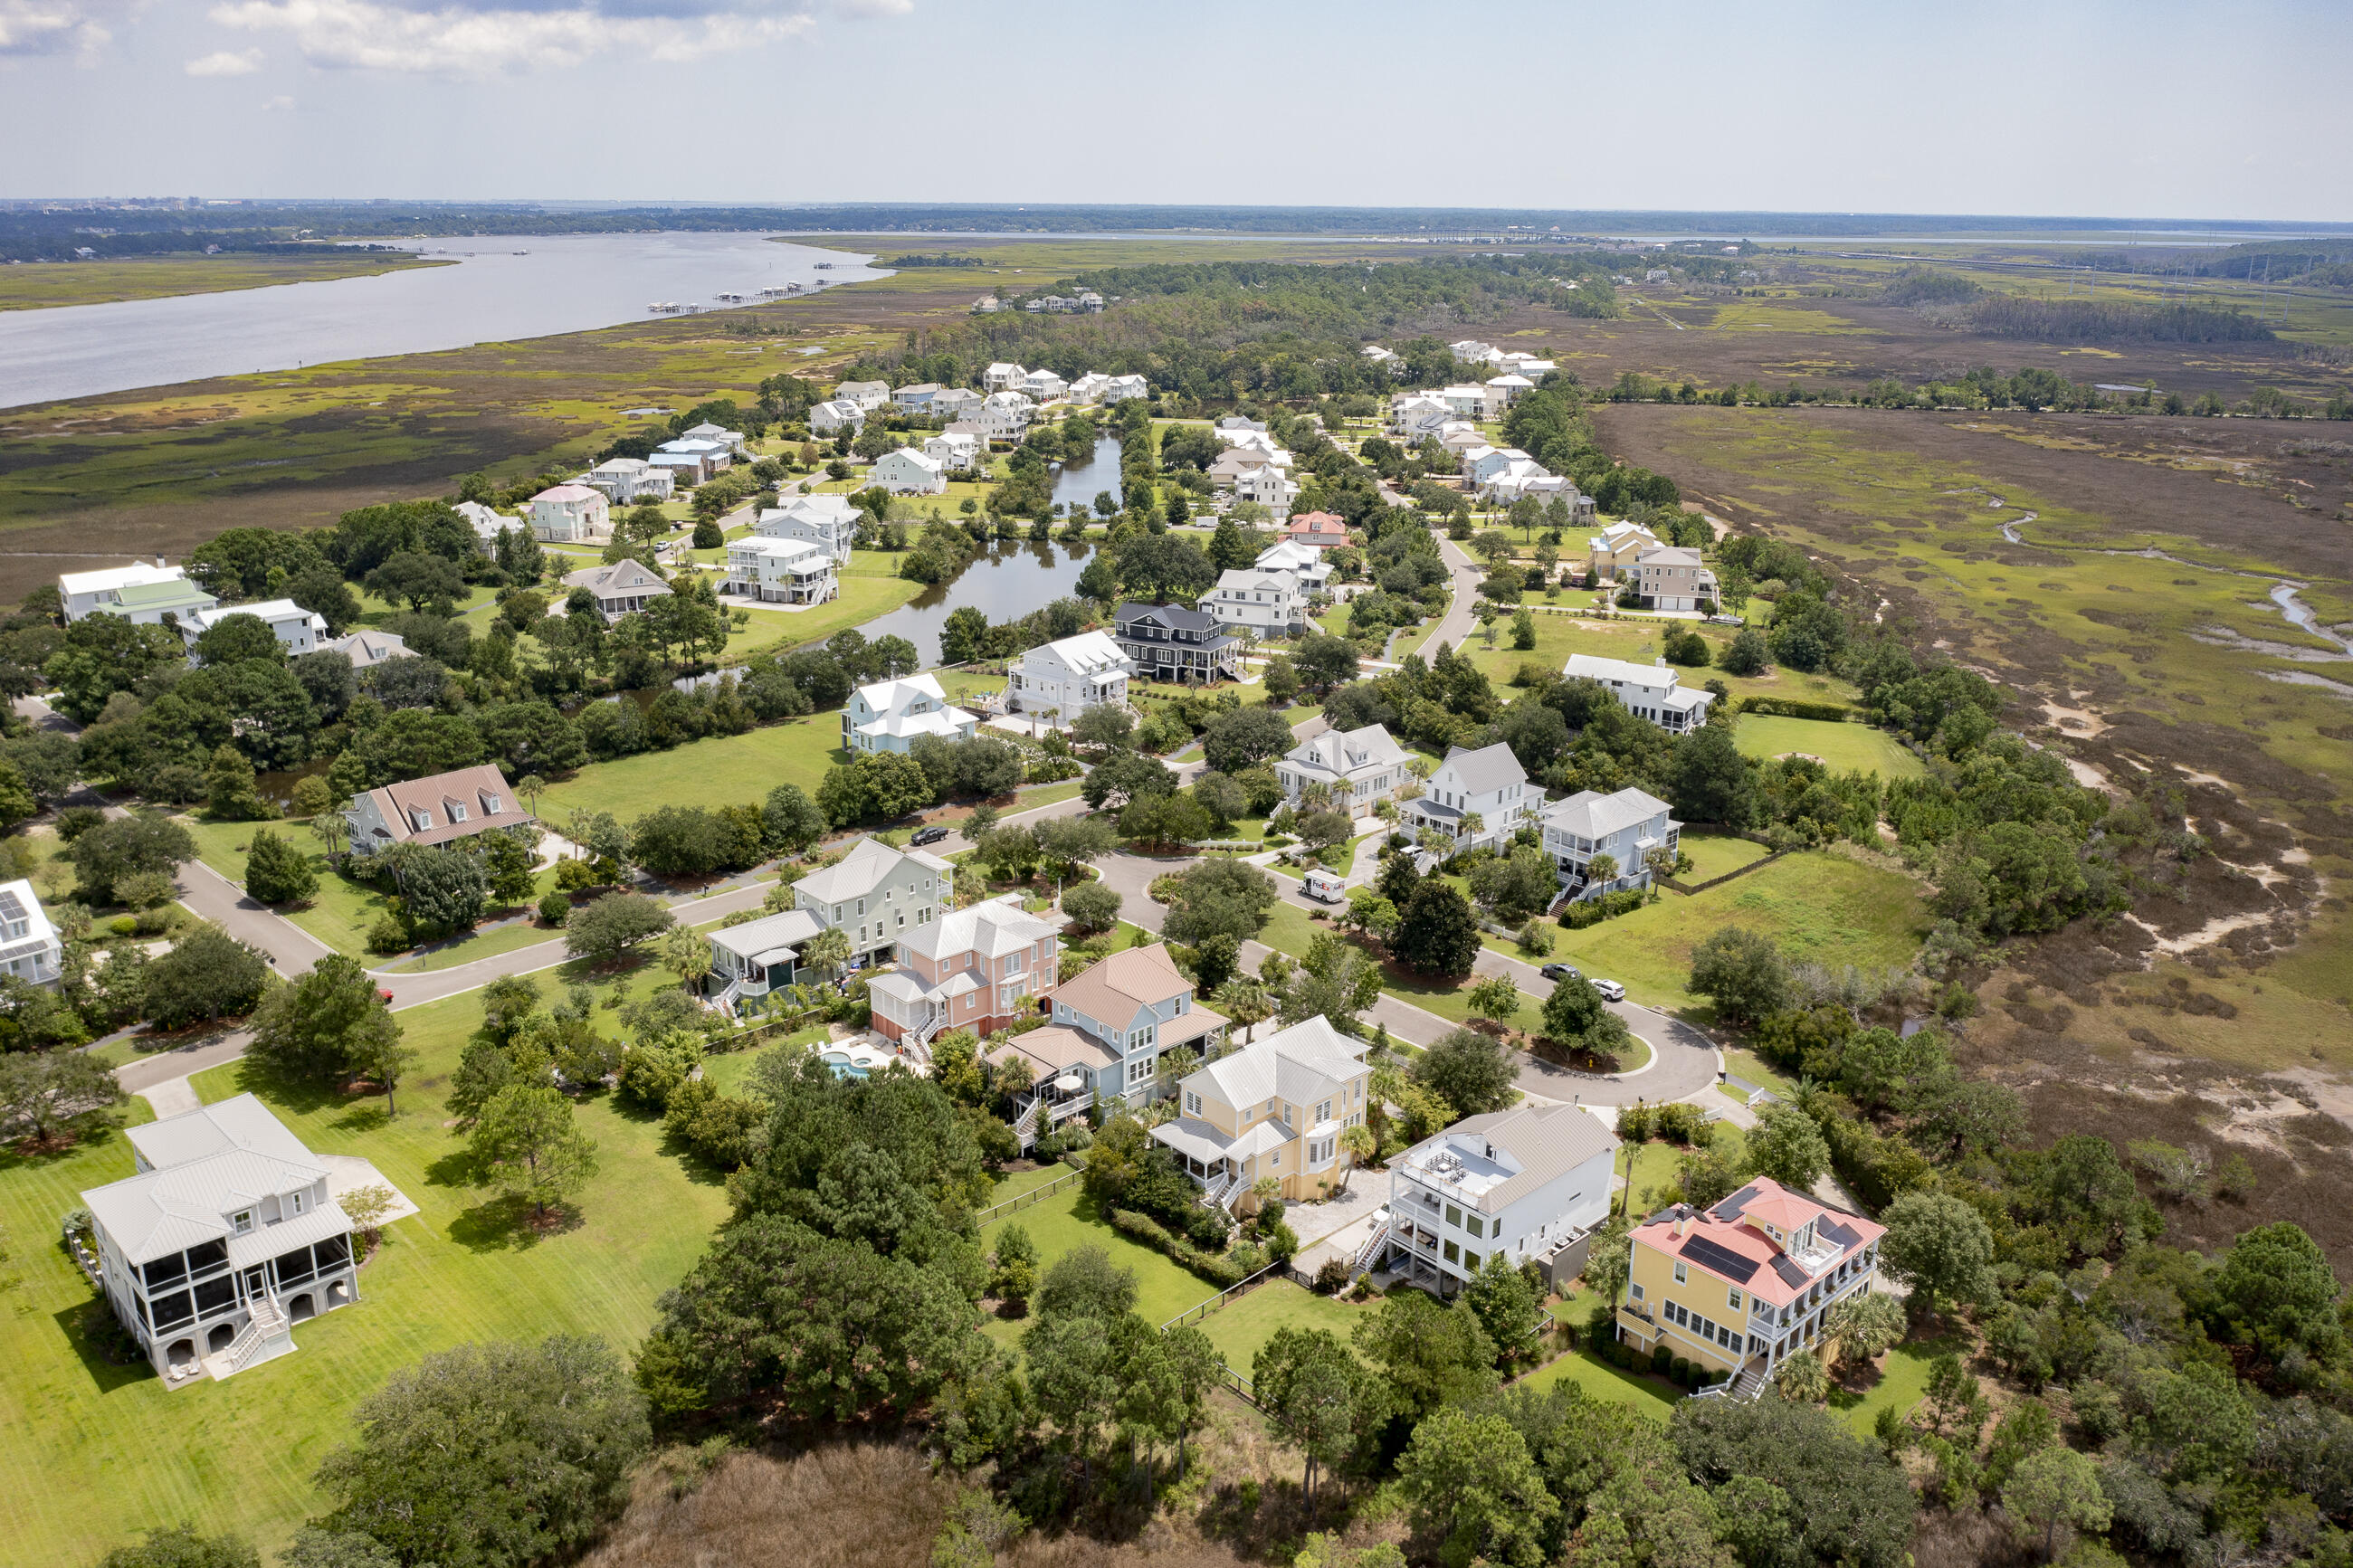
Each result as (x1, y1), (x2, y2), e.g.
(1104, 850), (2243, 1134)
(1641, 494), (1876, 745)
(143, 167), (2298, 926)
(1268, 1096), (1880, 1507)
(1150, 1017), (1370, 1207)
(1586, 519), (1662, 583)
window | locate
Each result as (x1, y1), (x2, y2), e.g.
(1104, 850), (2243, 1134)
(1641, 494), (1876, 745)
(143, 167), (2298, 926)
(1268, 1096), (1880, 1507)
(291, 1191), (305, 1215)
(1631, 1283), (1645, 1302)
(1728, 1288), (1742, 1312)
(1673, 1261), (1688, 1285)
(1445, 1203), (1462, 1227)
(1127, 1058), (1152, 1086)
(232, 1211), (253, 1235)
(1443, 1240), (1459, 1264)
(1315, 1098), (1331, 1124)
(1466, 1215), (1484, 1239)
(1186, 1091), (1201, 1116)
(409, 809), (433, 831)
(481, 794), (503, 815)
(447, 802), (468, 823)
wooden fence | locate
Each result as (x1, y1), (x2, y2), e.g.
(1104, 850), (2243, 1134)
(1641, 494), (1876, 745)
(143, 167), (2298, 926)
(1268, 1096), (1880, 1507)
(1159, 1259), (1309, 1333)
(973, 1162), (1086, 1228)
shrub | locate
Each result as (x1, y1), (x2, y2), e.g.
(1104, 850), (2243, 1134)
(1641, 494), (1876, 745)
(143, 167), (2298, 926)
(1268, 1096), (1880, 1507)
(538, 889), (570, 926)
(55, 805), (105, 841)
(367, 912), (411, 954)
(1314, 1257), (1351, 1295)
(1104, 1205), (1247, 1288)
(1739, 696), (1854, 722)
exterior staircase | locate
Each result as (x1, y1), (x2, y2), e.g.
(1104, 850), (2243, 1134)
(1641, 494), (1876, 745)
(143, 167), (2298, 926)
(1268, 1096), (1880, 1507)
(1698, 1354), (1773, 1403)
(709, 977), (744, 1020)
(1014, 1098), (1043, 1150)
(1350, 1221), (1392, 1276)
(1199, 1171), (1233, 1210)
(224, 1295), (290, 1375)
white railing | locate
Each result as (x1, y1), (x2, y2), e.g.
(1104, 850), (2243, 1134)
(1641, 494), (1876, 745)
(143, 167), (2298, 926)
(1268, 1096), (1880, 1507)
(1014, 1099), (1042, 1148)
(1199, 1171), (1232, 1210)
(1351, 1221), (1391, 1275)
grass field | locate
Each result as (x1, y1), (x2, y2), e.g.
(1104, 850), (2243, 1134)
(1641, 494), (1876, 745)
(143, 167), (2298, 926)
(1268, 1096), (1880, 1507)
(978, 1181), (1208, 1350)
(1537, 851), (1929, 1014)
(1197, 1280), (1368, 1374)
(724, 549), (923, 660)
(0, 252), (447, 312)
(1732, 715), (1925, 779)
(0, 966), (728, 1566)
(536, 713), (847, 823)
(1677, 830), (1772, 882)
(1828, 1332), (1962, 1436)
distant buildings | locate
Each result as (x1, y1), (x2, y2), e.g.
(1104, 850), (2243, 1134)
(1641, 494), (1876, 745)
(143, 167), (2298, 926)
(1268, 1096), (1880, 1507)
(808, 399), (864, 437)
(834, 379), (891, 412)
(1632, 546), (1718, 612)
(584, 458), (673, 506)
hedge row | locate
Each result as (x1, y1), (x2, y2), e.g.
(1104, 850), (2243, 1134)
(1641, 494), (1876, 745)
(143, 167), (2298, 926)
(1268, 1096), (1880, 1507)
(1734, 696), (1856, 722)
(1105, 1205), (1248, 1288)
(1587, 1326), (1730, 1391)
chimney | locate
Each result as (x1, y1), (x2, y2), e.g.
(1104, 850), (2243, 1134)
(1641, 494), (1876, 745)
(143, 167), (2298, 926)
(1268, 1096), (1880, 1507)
(156, 556), (167, 569)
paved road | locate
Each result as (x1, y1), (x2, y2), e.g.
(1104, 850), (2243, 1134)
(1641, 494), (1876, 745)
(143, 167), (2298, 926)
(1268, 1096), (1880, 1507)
(176, 858), (336, 980)
(1412, 537), (1483, 662)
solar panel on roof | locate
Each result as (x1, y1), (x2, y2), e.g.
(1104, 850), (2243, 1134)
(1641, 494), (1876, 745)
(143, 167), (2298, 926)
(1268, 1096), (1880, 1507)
(1817, 1217), (1861, 1249)
(1770, 1255), (1810, 1289)
(0, 889), (24, 923)
(1679, 1233), (1760, 1284)
(1711, 1184), (1758, 1221)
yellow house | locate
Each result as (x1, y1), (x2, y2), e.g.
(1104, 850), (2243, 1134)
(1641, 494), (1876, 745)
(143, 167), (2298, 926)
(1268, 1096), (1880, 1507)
(1617, 1177), (1886, 1393)
(1149, 1017), (1370, 1206)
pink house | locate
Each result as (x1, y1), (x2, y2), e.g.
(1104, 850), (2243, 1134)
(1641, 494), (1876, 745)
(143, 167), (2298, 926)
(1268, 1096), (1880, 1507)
(1283, 512), (1350, 548)
(865, 895), (1062, 1050)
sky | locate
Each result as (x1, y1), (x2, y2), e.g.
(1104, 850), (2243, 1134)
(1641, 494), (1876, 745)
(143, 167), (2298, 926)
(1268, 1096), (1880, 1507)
(2, 0), (2348, 222)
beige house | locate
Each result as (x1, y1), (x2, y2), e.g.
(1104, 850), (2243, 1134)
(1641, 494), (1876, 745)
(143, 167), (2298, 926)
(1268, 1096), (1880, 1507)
(1151, 1017), (1371, 1206)
(1586, 520), (1662, 583)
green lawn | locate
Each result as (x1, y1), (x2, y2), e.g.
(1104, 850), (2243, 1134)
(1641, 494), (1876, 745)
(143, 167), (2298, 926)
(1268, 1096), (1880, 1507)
(1678, 831), (1772, 883)
(1257, 899), (1543, 1033)
(1534, 851), (1929, 1013)
(1198, 1280), (1369, 1374)
(986, 1161), (1079, 1209)
(1828, 1332), (1962, 1435)
(724, 547), (923, 660)
(537, 713), (847, 823)
(1722, 1048), (1793, 1098)
(700, 1026), (828, 1094)
(1733, 716), (1925, 779)
(0, 969), (729, 1565)
(1519, 1345), (1682, 1418)
(978, 1182), (1207, 1350)
(179, 817), (559, 965)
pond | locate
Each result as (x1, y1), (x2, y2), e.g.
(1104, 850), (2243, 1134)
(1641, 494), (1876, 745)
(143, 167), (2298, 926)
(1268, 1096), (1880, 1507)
(855, 537), (1098, 666)
(1048, 434), (1125, 516)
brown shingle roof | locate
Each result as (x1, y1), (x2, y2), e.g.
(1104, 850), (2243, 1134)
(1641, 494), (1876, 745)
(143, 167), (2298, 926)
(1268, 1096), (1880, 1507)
(360, 765), (529, 850)
(1054, 944), (1189, 1027)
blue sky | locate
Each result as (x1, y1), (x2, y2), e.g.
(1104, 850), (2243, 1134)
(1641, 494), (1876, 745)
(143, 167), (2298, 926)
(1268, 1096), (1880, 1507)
(2, 0), (2347, 220)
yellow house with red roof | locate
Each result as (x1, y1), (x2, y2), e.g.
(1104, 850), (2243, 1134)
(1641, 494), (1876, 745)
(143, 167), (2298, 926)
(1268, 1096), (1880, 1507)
(1617, 1176), (1886, 1394)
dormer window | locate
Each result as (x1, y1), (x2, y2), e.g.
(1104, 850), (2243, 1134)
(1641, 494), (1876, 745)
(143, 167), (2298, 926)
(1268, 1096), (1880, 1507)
(409, 809), (433, 831)
(232, 1210), (254, 1234)
(481, 793), (503, 815)
(446, 801), (468, 823)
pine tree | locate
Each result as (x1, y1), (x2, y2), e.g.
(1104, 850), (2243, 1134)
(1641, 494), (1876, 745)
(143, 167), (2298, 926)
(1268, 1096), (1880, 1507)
(243, 827), (319, 905)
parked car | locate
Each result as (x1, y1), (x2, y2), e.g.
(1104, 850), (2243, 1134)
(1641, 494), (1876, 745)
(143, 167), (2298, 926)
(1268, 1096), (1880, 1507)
(910, 823), (951, 847)
(1591, 978), (1625, 1002)
(1538, 964), (1580, 982)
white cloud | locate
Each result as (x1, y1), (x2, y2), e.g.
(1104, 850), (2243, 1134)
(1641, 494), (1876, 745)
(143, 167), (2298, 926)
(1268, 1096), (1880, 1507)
(0, 0), (130, 59)
(186, 45), (263, 72)
(207, 0), (850, 76)
(261, 91), (294, 108)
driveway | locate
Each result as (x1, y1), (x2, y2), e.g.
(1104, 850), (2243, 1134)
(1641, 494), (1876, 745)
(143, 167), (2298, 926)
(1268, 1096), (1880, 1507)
(175, 859), (336, 980)
(1411, 537), (1483, 661)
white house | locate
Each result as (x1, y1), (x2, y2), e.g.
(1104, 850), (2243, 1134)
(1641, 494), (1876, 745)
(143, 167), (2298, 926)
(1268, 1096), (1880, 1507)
(872, 447), (948, 496)
(0, 879), (62, 986)
(561, 559), (672, 623)
(834, 379), (891, 412)
(755, 493), (860, 564)
(1362, 344), (1403, 368)
(942, 420), (995, 458)
(1379, 1104), (1617, 1296)
(1068, 372), (1112, 404)
(809, 399), (865, 437)
(1388, 393), (1453, 438)
(1462, 445), (1529, 486)
(1205, 567), (1308, 635)
(325, 629), (414, 670)
(973, 400), (1031, 444)
(792, 835), (957, 968)
(1561, 652), (1717, 733)
(1022, 368), (1070, 403)
(1451, 338), (1499, 364)
(1496, 351), (1554, 375)
(1587, 520), (1662, 582)
(924, 432), (985, 473)
(1438, 383), (1499, 419)
(1234, 463), (1300, 519)
(1006, 630), (1131, 727)
(1633, 546), (1719, 612)
(181, 600), (328, 656)
(1539, 785), (1681, 898)
(80, 1094), (364, 1384)
(842, 673), (980, 754)
(1102, 374), (1148, 404)
(654, 438), (731, 483)
(1277, 723), (1411, 807)
(1437, 424), (1490, 455)
(582, 460), (672, 505)
(1489, 467), (1578, 505)
(931, 387), (985, 421)
(58, 561), (217, 625)
(722, 537), (838, 605)
(702, 907), (825, 1012)
(1485, 373), (1535, 406)
(983, 361), (1028, 392)
(1254, 540), (1333, 594)
(1402, 742), (1533, 852)
(529, 484), (611, 544)
(680, 421), (746, 453)
(891, 382), (941, 414)
(454, 500), (515, 553)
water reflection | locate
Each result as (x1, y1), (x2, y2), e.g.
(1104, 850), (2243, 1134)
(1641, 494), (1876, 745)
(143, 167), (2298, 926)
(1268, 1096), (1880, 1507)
(856, 538), (1096, 666)
(1048, 434), (1125, 515)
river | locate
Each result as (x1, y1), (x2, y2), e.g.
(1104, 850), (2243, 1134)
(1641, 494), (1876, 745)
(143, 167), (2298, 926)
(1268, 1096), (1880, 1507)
(0, 231), (885, 410)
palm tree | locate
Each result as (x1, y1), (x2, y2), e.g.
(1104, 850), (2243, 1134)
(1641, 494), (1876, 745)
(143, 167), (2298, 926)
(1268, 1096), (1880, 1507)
(516, 774), (545, 821)
(1338, 1124), (1377, 1193)
(310, 803), (349, 862)
(658, 927), (710, 995)
(800, 926), (852, 985)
